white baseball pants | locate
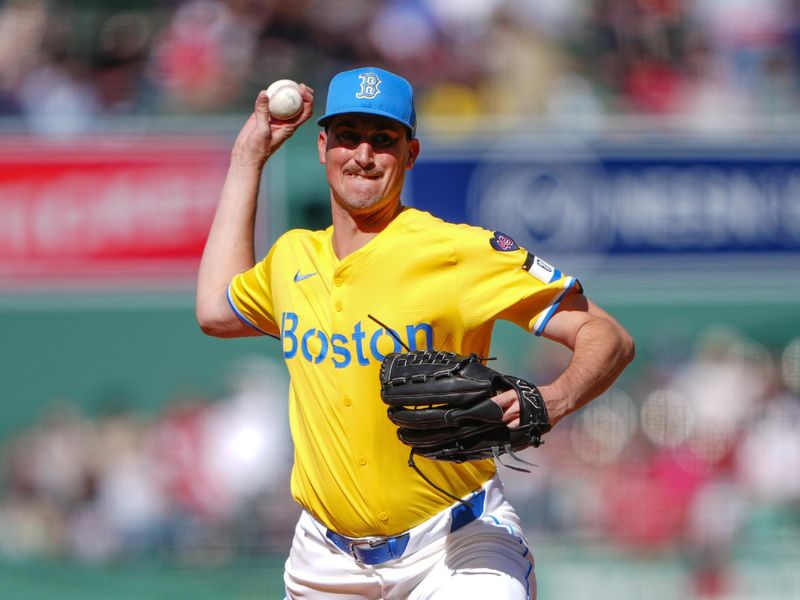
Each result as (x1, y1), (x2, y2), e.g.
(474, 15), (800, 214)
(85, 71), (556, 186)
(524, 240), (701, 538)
(283, 475), (536, 599)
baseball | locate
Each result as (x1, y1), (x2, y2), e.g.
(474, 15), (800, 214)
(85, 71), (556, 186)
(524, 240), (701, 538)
(266, 79), (303, 120)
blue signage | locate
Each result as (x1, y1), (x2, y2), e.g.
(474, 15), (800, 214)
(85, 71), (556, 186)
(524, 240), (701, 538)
(406, 139), (800, 255)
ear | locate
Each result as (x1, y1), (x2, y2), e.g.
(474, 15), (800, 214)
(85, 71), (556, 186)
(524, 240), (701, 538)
(318, 130), (328, 164)
(406, 138), (420, 170)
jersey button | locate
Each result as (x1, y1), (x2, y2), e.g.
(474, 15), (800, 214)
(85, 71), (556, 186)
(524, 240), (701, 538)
(334, 277), (343, 287)
(335, 301), (343, 312)
(378, 512), (389, 522)
(358, 456), (367, 466)
(343, 396), (352, 407)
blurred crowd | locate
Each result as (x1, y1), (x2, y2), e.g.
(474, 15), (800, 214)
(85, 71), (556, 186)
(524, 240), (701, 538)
(0, 356), (298, 564)
(506, 327), (800, 597)
(1, 327), (799, 595)
(1, 0), (799, 135)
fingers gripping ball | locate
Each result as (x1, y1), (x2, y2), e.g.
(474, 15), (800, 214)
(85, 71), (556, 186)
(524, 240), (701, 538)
(266, 79), (303, 120)
(379, 351), (551, 468)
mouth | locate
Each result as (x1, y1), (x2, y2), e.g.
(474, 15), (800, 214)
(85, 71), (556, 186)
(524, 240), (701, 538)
(344, 168), (382, 180)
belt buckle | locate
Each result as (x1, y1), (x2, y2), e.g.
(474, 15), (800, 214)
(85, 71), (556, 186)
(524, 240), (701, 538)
(348, 536), (387, 560)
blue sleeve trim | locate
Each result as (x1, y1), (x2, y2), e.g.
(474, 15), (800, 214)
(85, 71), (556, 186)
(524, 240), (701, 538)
(533, 277), (581, 336)
(226, 284), (279, 339)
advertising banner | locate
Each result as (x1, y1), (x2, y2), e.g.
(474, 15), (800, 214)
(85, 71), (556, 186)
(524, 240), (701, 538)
(407, 138), (800, 257)
(0, 136), (230, 289)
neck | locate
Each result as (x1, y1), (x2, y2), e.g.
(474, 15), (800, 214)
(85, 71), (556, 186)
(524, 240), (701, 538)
(331, 198), (403, 259)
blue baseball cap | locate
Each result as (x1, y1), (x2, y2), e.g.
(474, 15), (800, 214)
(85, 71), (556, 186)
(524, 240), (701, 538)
(316, 67), (416, 136)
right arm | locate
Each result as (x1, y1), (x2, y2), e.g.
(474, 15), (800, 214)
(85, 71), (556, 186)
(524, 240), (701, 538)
(195, 85), (315, 338)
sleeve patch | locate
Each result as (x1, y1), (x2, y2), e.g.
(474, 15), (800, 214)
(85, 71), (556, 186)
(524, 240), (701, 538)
(524, 252), (562, 284)
(489, 231), (520, 252)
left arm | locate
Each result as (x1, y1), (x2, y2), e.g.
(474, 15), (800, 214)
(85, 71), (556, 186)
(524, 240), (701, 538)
(495, 292), (635, 428)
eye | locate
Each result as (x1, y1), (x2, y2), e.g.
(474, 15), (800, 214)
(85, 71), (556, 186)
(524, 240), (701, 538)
(372, 133), (395, 147)
(339, 130), (358, 144)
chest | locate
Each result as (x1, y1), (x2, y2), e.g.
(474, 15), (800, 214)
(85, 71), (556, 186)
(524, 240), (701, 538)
(273, 242), (458, 370)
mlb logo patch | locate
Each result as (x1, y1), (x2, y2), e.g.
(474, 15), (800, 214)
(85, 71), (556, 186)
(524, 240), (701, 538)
(490, 231), (520, 252)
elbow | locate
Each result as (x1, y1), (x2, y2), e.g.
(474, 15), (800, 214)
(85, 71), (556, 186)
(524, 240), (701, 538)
(195, 282), (241, 337)
(196, 305), (231, 338)
(196, 312), (220, 338)
(196, 304), (255, 339)
(619, 329), (636, 366)
(596, 316), (635, 367)
(585, 314), (636, 366)
(198, 320), (222, 338)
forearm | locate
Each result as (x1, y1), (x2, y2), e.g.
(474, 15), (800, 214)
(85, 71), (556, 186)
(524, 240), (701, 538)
(201, 158), (262, 279)
(195, 158), (263, 330)
(540, 316), (634, 426)
(196, 85), (314, 337)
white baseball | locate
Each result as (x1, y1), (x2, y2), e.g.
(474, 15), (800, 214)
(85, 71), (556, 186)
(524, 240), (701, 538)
(266, 79), (303, 120)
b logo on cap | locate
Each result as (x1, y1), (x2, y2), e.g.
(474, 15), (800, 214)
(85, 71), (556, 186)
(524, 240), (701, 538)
(356, 73), (381, 99)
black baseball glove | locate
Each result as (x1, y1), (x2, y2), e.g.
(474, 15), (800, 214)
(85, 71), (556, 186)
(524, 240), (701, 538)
(379, 350), (551, 470)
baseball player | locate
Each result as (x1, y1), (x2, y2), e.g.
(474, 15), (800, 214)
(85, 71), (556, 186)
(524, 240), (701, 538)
(196, 67), (634, 599)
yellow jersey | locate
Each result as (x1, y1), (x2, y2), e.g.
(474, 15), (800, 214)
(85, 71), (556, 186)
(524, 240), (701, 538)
(228, 207), (580, 537)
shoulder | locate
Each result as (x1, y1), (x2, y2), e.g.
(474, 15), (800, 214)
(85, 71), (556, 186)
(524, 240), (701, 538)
(397, 208), (489, 243)
(272, 227), (331, 253)
(396, 208), (529, 261)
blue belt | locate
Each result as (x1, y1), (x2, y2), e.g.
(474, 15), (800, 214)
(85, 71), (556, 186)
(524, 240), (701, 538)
(326, 488), (486, 565)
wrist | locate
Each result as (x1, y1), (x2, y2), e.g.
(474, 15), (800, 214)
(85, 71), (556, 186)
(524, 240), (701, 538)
(231, 147), (270, 170)
(229, 154), (269, 178)
(538, 383), (575, 427)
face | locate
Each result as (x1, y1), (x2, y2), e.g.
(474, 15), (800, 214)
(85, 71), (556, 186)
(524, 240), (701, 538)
(318, 114), (420, 214)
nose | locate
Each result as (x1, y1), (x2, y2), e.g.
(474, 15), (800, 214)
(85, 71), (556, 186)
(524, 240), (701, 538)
(353, 141), (375, 168)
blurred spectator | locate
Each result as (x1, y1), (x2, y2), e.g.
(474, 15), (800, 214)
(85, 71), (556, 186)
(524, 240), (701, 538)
(677, 34), (752, 131)
(0, 0), (48, 116)
(149, 0), (257, 112)
(93, 10), (156, 115)
(480, 5), (568, 119)
(545, 69), (606, 129)
(736, 386), (800, 506)
(202, 356), (291, 518)
(673, 327), (772, 464)
(73, 405), (165, 561)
